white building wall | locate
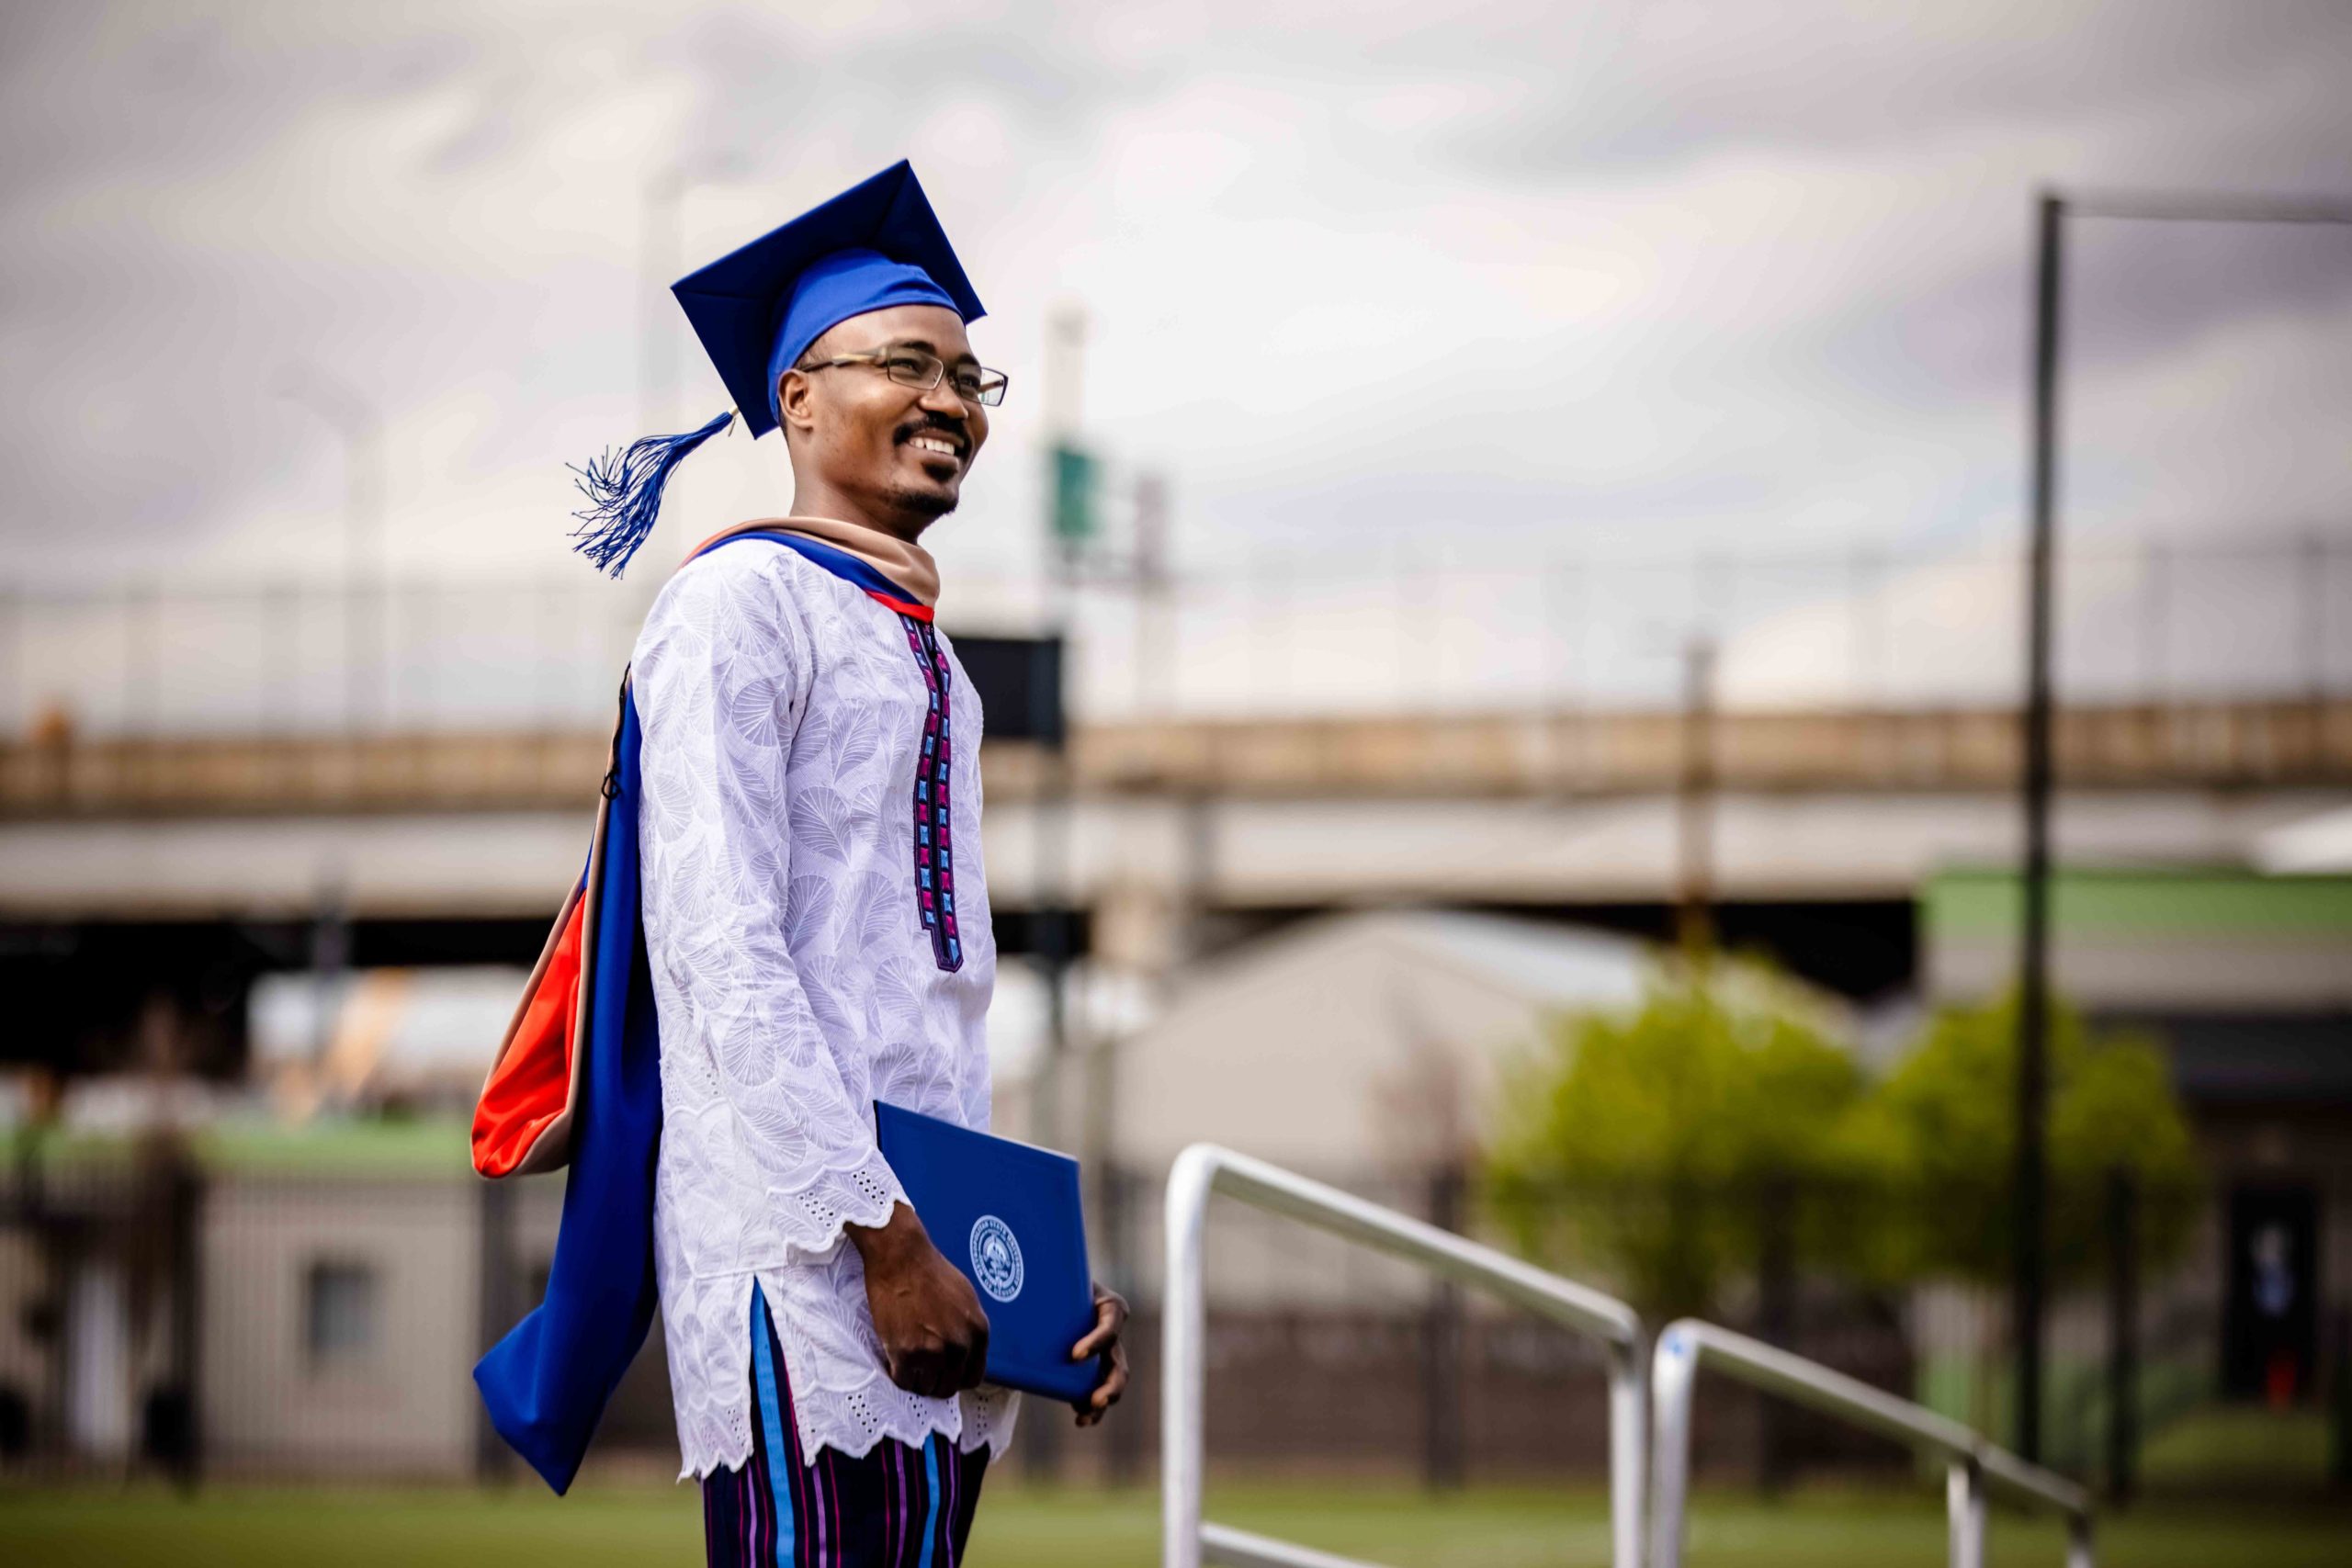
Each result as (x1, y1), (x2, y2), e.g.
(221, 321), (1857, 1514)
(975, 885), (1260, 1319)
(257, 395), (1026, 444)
(200, 1175), (480, 1478)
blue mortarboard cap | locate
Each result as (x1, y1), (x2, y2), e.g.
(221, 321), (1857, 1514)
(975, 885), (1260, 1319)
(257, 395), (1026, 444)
(566, 162), (985, 579)
(672, 161), (986, 438)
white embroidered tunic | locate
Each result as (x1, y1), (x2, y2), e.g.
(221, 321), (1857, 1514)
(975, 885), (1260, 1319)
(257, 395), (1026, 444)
(631, 535), (1016, 1478)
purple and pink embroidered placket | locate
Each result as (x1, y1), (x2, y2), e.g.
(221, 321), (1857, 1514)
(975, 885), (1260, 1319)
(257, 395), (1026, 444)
(895, 612), (963, 973)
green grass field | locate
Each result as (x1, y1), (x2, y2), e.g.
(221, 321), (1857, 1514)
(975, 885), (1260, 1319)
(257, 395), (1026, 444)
(1, 1482), (2345, 1566)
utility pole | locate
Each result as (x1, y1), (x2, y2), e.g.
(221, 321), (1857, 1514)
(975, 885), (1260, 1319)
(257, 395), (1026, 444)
(639, 154), (750, 434)
(1044, 304), (1088, 455)
(277, 364), (385, 734)
(640, 164), (689, 436)
(2013, 184), (2352, 1464)
(1028, 306), (1089, 1488)
(1034, 303), (1088, 1158)
(308, 869), (349, 1085)
(632, 154), (749, 602)
(2016, 190), (2064, 1464)
(1676, 637), (1718, 961)
(1134, 472), (1173, 714)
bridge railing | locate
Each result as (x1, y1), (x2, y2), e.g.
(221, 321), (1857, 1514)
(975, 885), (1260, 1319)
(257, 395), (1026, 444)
(7, 532), (2345, 739)
(1647, 1318), (2093, 1568)
(7, 697), (2348, 822)
(1160, 1144), (1647, 1568)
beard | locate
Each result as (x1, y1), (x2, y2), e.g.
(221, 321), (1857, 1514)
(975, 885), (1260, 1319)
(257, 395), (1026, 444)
(885, 421), (966, 521)
(883, 477), (959, 521)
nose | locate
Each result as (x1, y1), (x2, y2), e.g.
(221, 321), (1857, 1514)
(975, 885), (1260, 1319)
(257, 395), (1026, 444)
(917, 375), (967, 418)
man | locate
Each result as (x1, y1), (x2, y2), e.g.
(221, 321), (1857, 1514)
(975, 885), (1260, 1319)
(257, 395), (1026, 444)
(478, 163), (1125, 1567)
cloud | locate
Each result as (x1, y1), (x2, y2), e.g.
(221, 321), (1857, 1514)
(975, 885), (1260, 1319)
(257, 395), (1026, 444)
(1, 0), (2346, 626)
(1437, 1), (2352, 180)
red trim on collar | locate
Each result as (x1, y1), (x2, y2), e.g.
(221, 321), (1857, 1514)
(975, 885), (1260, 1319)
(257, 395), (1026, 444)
(684, 523), (935, 622)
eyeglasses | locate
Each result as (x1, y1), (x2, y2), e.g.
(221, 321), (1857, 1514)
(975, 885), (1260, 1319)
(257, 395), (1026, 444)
(799, 345), (1009, 407)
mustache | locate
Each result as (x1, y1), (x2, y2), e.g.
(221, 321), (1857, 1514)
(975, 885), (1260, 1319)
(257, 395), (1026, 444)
(894, 411), (969, 448)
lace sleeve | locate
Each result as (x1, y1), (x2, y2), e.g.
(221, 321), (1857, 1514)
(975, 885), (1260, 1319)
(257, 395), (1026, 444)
(632, 549), (907, 1258)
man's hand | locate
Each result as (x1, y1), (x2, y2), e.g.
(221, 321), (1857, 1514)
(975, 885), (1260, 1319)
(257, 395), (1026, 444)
(849, 1203), (990, 1398)
(1069, 1282), (1128, 1427)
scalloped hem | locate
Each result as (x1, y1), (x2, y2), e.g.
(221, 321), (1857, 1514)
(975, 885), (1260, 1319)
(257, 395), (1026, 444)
(766, 1156), (910, 1271)
(671, 1264), (1019, 1483)
(675, 1393), (1018, 1482)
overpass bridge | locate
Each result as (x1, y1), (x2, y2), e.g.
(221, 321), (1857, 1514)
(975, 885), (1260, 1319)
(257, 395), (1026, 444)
(5, 694), (2346, 1075)
(10, 530), (2346, 933)
(6, 696), (2346, 922)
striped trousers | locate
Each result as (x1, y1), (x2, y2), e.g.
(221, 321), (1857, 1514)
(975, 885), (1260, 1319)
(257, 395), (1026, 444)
(701, 1283), (990, 1568)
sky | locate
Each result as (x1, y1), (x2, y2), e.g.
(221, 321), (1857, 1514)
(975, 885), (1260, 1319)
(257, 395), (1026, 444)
(4, 0), (2349, 719)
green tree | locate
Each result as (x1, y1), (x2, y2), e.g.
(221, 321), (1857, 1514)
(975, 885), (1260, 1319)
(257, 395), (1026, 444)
(1858, 991), (2200, 1289)
(1486, 960), (1868, 1321)
(1852, 991), (2201, 1440)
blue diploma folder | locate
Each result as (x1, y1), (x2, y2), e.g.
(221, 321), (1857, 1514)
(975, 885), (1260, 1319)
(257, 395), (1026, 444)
(873, 1102), (1101, 1404)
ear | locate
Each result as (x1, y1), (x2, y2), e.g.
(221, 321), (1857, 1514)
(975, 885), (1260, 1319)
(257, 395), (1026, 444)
(776, 367), (810, 434)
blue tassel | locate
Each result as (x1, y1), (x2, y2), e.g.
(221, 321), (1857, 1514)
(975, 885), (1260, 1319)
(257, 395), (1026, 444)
(566, 409), (735, 577)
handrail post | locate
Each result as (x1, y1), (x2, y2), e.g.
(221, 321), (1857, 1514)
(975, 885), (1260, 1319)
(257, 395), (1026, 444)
(1652, 1320), (2094, 1568)
(1162, 1145), (1217, 1568)
(1607, 1338), (1646, 1568)
(1163, 1145), (1647, 1568)
(1947, 1458), (1986, 1568)
(1646, 1324), (1699, 1568)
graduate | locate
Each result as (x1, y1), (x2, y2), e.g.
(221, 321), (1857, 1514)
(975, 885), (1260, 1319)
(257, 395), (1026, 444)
(470, 162), (1126, 1567)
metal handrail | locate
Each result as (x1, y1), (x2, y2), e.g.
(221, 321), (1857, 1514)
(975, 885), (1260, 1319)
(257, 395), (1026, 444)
(1161, 1144), (1648, 1568)
(1648, 1319), (2094, 1568)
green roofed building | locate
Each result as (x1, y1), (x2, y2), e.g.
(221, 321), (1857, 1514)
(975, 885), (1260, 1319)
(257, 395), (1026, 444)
(1924, 867), (2352, 1103)
(1922, 865), (2352, 1413)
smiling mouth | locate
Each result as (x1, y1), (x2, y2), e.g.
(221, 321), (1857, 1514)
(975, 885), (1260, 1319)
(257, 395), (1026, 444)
(906, 433), (965, 468)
